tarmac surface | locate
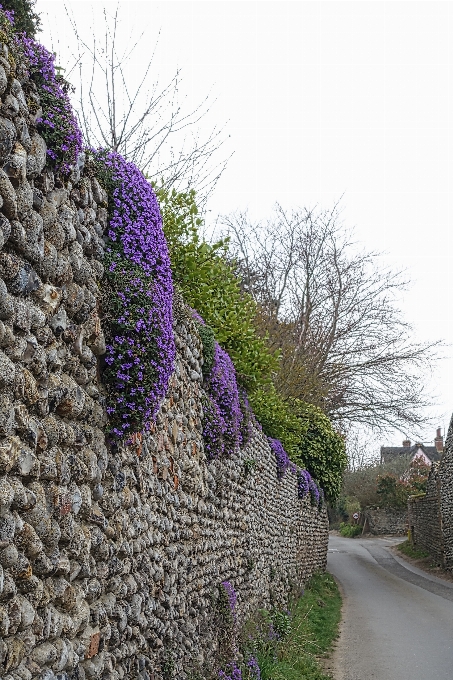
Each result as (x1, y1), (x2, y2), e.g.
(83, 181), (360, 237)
(327, 533), (453, 680)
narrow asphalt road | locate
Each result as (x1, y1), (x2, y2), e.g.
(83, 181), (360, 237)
(327, 534), (453, 680)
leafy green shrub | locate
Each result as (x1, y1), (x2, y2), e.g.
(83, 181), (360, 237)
(377, 459), (431, 508)
(293, 402), (347, 502)
(339, 522), (362, 538)
(155, 184), (278, 389)
(250, 386), (347, 501)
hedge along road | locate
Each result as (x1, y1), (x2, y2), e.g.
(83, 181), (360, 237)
(327, 534), (453, 680)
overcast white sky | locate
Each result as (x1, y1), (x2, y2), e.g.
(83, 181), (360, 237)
(37, 1), (453, 448)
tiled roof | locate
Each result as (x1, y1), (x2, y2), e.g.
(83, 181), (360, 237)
(380, 444), (442, 463)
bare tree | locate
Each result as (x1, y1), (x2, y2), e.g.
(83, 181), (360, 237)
(64, 4), (230, 208)
(222, 204), (442, 434)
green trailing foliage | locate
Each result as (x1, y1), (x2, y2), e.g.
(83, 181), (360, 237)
(197, 322), (215, 376)
(155, 184), (279, 389)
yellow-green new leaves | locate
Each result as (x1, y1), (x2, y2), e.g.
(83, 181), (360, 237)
(155, 184), (278, 389)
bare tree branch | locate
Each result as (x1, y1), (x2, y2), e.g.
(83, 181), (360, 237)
(64, 3), (231, 209)
(222, 204), (443, 435)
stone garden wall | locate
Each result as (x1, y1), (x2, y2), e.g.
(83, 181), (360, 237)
(0, 55), (328, 680)
(363, 507), (407, 536)
(407, 417), (453, 569)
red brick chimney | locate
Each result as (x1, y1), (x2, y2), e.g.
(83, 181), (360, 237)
(402, 439), (411, 447)
(434, 427), (444, 453)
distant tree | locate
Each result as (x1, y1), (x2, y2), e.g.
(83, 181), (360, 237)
(222, 204), (442, 434)
(2, 0), (40, 36)
(341, 455), (430, 510)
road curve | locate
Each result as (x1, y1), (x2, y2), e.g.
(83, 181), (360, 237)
(327, 534), (453, 680)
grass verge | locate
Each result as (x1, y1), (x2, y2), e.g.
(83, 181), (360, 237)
(254, 572), (342, 680)
(397, 539), (430, 560)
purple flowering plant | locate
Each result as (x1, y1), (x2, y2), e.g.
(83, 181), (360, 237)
(0, 7), (82, 173)
(268, 437), (297, 479)
(192, 309), (255, 459)
(308, 474), (321, 507)
(89, 150), (175, 438)
(297, 468), (311, 499)
(246, 656), (261, 680)
(221, 580), (238, 618)
(17, 39), (82, 173)
(218, 663), (242, 680)
(203, 342), (243, 459)
(298, 468), (324, 508)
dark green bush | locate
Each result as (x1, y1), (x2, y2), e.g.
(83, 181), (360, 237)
(250, 386), (347, 501)
(339, 522), (362, 538)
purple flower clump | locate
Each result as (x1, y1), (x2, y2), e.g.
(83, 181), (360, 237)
(246, 656), (261, 680)
(298, 468), (324, 507)
(16, 35), (83, 173)
(297, 469), (311, 499)
(268, 438), (296, 479)
(203, 342), (243, 458)
(190, 307), (205, 325)
(0, 4), (14, 23)
(93, 150), (175, 437)
(308, 475), (320, 506)
(221, 580), (238, 615)
(219, 664), (242, 680)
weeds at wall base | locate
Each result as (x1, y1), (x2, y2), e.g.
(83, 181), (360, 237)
(197, 573), (342, 680)
(397, 539), (430, 560)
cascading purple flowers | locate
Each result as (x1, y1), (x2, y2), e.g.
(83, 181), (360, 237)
(17, 35), (83, 173)
(0, 4), (14, 23)
(308, 475), (320, 506)
(92, 150), (175, 437)
(203, 342), (243, 458)
(298, 469), (311, 499)
(268, 437), (296, 479)
(298, 468), (323, 507)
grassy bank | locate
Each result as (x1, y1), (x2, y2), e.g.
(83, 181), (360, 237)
(252, 573), (342, 680)
(397, 540), (430, 560)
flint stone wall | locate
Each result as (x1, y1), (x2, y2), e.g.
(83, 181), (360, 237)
(0, 69), (328, 680)
(407, 416), (453, 568)
(363, 507), (407, 536)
